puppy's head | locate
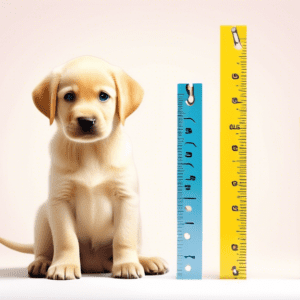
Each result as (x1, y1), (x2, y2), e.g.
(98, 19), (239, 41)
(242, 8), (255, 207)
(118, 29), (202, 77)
(32, 56), (143, 143)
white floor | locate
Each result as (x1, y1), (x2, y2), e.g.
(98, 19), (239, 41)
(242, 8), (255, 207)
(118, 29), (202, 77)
(0, 265), (300, 300)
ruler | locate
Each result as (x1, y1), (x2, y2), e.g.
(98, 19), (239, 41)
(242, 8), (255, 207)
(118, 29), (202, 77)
(177, 83), (202, 279)
(220, 26), (247, 279)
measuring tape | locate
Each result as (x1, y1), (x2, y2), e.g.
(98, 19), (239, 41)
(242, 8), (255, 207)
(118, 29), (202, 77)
(220, 25), (247, 279)
(177, 83), (202, 279)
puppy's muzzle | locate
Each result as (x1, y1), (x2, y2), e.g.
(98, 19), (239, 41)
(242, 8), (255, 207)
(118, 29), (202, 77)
(77, 117), (96, 133)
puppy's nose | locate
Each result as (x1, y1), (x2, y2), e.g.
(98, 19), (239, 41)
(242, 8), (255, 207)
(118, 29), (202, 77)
(77, 117), (96, 132)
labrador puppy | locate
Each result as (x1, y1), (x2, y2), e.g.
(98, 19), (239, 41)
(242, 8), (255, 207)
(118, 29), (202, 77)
(0, 56), (168, 280)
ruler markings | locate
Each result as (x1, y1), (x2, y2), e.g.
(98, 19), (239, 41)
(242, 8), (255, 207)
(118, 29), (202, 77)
(177, 84), (202, 279)
(220, 25), (247, 280)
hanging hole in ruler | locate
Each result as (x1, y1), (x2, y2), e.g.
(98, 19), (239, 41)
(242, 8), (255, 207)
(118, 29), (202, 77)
(185, 205), (192, 212)
(231, 27), (243, 50)
(184, 233), (191, 240)
(185, 84), (195, 106)
(185, 265), (192, 272)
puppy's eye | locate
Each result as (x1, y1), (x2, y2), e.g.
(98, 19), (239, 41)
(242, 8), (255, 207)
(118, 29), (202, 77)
(64, 92), (75, 102)
(99, 92), (110, 102)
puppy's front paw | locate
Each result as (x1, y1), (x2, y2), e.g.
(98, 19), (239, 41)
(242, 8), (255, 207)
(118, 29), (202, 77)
(28, 258), (51, 278)
(112, 262), (145, 279)
(46, 264), (81, 280)
(139, 256), (169, 275)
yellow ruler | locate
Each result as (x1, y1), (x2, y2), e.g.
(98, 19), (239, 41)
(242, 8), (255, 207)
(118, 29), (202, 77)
(220, 25), (247, 279)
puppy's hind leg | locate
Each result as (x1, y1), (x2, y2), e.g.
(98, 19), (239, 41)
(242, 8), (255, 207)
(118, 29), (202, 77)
(28, 203), (53, 278)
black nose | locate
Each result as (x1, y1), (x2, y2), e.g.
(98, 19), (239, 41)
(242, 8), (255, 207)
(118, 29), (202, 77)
(77, 117), (96, 132)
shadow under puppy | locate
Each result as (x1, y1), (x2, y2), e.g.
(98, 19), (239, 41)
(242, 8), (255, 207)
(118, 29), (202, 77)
(0, 56), (168, 280)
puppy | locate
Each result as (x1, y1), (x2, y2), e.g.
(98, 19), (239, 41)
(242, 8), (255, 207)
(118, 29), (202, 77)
(0, 56), (168, 280)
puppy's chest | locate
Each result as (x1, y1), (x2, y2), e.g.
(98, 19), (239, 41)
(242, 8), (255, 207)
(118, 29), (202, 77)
(70, 156), (116, 213)
(70, 156), (116, 245)
(72, 154), (113, 189)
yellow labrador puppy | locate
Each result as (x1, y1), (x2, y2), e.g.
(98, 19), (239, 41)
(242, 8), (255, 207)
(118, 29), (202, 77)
(0, 56), (168, 280)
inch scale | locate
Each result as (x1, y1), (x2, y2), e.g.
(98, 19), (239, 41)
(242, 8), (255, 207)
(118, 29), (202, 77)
(177, 83), (202, 280)
(220, 25), (247, 279)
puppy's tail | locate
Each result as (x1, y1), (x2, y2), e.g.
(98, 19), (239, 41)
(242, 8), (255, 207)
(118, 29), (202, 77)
(0, 237), (34, 254)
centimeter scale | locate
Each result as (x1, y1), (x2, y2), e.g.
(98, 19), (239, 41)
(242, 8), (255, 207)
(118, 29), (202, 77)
(220, 25), (247, 279)
(177, 83), (202, 279)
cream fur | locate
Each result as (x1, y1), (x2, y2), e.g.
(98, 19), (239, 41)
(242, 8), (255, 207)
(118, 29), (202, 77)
(0, 56), (168, 280)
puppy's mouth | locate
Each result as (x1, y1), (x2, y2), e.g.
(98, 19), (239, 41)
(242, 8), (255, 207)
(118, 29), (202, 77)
(61, 115), (114, 143)
(65, 123), (101, 143)
(70, 127), (97, 136)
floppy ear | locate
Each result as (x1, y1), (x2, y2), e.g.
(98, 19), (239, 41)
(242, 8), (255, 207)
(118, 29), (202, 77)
(32, 68), (62, 125)
(112, 68), (144, 125)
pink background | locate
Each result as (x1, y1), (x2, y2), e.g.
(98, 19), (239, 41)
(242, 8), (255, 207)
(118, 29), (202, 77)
(0, 0), (299, 283)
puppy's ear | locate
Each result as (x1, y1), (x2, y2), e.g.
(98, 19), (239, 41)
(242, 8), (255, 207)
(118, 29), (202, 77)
(32, 67), (62, 125)
(112, 68), (144, 125)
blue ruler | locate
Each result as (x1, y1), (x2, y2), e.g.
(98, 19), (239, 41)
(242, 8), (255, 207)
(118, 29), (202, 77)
(177, 83), (202, 279)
